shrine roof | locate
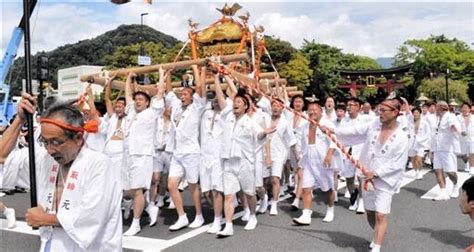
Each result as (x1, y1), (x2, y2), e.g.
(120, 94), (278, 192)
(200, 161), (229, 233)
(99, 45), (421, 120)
(338, 63), (413, 77)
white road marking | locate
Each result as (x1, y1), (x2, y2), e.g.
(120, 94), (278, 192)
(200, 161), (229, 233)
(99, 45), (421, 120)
(420, 172), (471, 200)
(400, 168), (431, 188)
(0, 194), (295, 252)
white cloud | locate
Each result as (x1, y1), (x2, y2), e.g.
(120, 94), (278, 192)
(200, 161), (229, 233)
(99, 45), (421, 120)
(1, 1), (472, 61)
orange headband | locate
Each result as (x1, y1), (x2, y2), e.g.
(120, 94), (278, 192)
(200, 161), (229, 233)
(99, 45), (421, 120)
(380, 101), (399, 111)
(40, 118), (99, 133)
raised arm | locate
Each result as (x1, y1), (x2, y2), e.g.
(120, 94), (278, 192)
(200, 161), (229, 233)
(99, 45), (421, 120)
(214, 73), (227, 110)
(0, 93), (35, 159)
(85, 85), (100, 122)
(155, 67), (166, 100)
(224, 75), (237, 99)
(104, 75), (116, 117)
(192, 65), (205, 97)
(125, 72), (137, 105)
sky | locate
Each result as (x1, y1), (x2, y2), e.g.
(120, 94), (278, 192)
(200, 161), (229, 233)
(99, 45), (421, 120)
(1, 0), (473, 59)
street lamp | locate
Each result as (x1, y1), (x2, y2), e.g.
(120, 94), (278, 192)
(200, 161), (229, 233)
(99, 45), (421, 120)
(140, 12), (148, 56)
(445, 68), (450, 101)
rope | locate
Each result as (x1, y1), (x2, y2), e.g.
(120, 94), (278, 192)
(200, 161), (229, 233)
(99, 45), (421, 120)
(263, 46), (280, 76)
(208, 61), (374, 191)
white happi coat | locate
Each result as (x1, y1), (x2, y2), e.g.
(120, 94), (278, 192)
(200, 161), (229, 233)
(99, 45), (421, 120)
(124, 98), (164, 156)
(299, 118), (337, 168)
(322, 109), (337, 123)
(264, 115), (297, 163)
(457, 114), (474, 145)
(220, 105), (262, 163)
(432, 112), (461, 154)
(155, 115), (170, 151)
(338, 114), (374, 161)
(102, 113), (126, 153)
(335, 120), (409, 194)
(2, 145), (29, 189)
(165, 92), (206, 155)
(200, 108), (225, 157)
(24, 145), (122, 251)
(284, 110), (307, 151)
(256, 96), (272, 116)
(84, 117), (107, 152)
(407, 116), (431, 156)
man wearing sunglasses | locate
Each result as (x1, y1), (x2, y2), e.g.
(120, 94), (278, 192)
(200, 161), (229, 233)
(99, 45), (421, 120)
(0, 93), (122, 251)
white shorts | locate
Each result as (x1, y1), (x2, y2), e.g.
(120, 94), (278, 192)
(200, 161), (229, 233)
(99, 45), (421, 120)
(331, 151), (344, 172)
(254, 149), (265, 187)
(362, 189), (393, 214)
(169, 153), (200, 184)
(289, 143), (302, 169)
(153, 150), (171, 173)
(341, 159), (358, 178)
(433, 151), (458, 173)
(200, 155), (223, 193)
(109, 153), (128, 191)
(301, 146), (335, 192)
(223, 157), (255, 196)
(126, 155), (153, 190)
(408, 148), (425, 158)
(265, 159), (285, 178)
(104, 139), (123, 155)
(460, 141), (474, 155)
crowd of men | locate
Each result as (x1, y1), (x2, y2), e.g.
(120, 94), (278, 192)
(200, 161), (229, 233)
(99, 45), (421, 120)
(0, 66), (473, 252)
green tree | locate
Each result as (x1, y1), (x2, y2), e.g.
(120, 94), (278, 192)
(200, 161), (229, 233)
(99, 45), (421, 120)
(394, 35), (472, 83)
(394, 34), (473, 101)
(279, 52), (313, 91)
(300, 40), (380, 101)
(261, 36), (297, 72)
(417, 77), (468, 102)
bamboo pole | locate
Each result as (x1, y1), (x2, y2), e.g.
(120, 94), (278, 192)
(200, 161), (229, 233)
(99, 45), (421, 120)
(79, 53), (249, 82)
(83, 76), (299, 96)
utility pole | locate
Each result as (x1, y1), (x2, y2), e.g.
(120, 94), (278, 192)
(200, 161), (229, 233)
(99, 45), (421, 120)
(138, 12), (149, 84)
(37, 55), (49, 113)
(445, 68), (449, 101)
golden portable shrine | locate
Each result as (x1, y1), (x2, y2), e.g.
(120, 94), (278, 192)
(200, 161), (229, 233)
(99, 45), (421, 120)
(80, 3), (303, 97)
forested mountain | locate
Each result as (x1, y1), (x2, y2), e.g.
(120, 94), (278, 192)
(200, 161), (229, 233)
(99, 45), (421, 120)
(7, 24), (180, 95)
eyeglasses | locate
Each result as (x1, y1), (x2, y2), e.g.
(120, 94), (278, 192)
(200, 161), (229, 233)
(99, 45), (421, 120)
(37, 135), (69, 148)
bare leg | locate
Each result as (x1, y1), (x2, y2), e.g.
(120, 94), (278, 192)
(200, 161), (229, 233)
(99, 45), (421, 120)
(188, 183), (202, 216)
(132, 189), (145, 218)
(158, 173), (168, 197)
(469, 154), (474, 167)
(224, 194), (235, 223)
(295, 168), (304, 199)
(374, 212), (389, 246)
(446, 172), (458, 185)
(435, 169), (446, 188)
(246, 194), (257, 214)
(272, 176), (281, 201)
(346, 177), (356, 194)
(302, 188), (313, 209)
(327, 189), (335, 207)
(256, 187), (266, 199)
(366, 210), (376, 229)
(149, 172), (161, 204)
(168, 176), (185, 216)
(212, 190), (223, 218)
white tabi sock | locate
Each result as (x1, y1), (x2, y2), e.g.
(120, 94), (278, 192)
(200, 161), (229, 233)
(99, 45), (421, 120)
(371, 244), (381, 252)
(131, 218), (140, 227)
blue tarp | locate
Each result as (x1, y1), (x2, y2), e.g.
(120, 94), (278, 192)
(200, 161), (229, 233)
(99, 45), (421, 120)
(0, 101), (17, 126)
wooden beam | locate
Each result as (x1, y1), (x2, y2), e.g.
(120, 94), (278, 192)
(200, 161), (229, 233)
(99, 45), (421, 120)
(80, 53), (249, 82)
